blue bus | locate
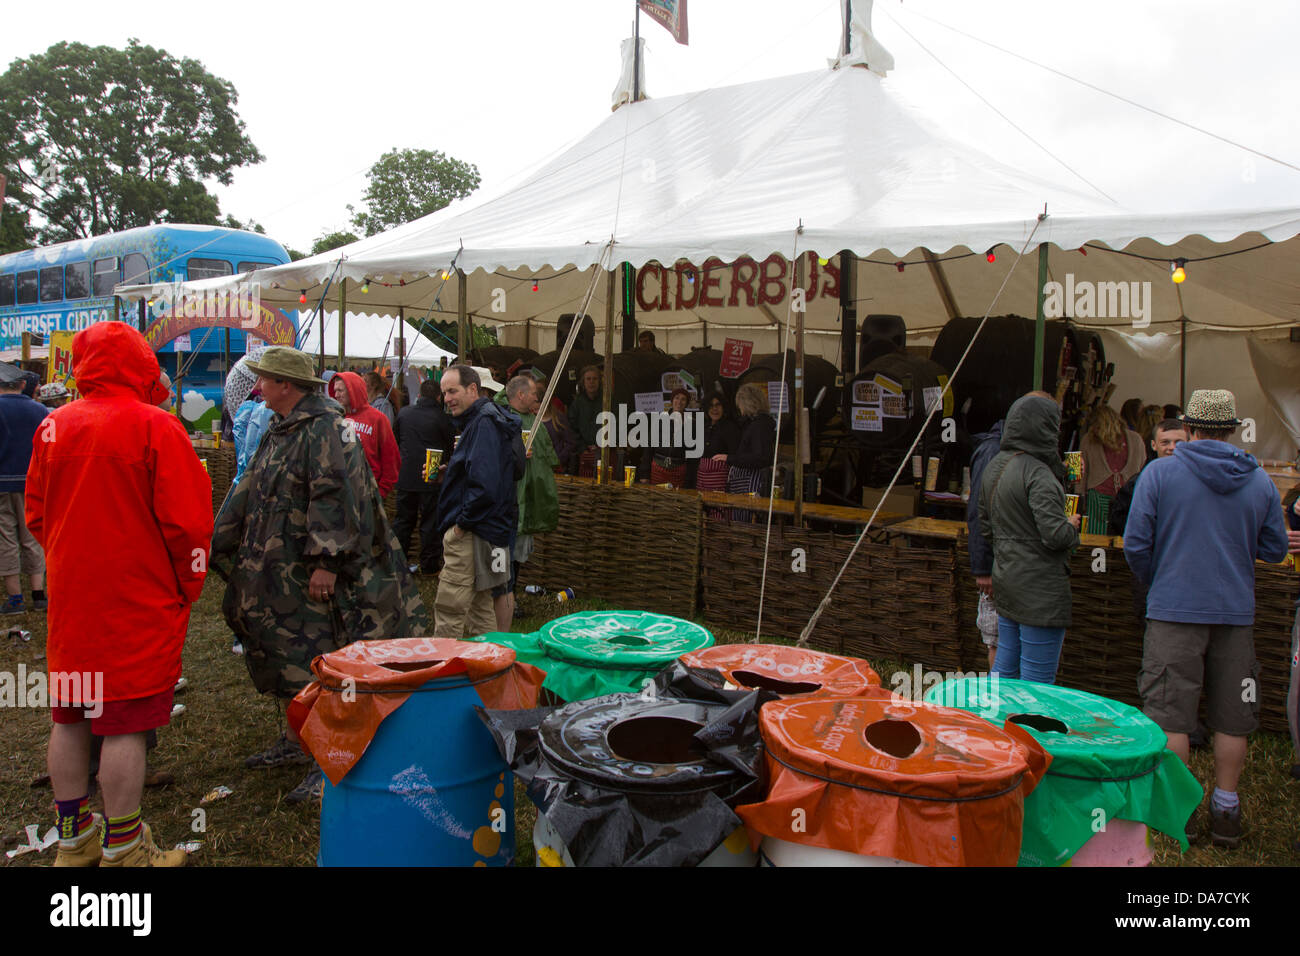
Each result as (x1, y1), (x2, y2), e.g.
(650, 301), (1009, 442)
(0, 224), (294, 429)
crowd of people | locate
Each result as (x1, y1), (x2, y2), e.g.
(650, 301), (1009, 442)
(966, 386), (1297, 850)
(6, 328), (1299, 863)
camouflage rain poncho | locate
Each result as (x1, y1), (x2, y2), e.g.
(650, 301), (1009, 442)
(212, 391), (430, 696)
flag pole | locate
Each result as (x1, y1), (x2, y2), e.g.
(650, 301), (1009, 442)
(633, 2), (641, 103)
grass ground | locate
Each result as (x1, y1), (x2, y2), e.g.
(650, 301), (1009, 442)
(2, 575), (1297, 866)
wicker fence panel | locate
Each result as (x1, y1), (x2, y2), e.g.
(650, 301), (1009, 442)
(702, 522), (963, 673)
(517, 479), (701, 618)
(194, 445), (235, 516)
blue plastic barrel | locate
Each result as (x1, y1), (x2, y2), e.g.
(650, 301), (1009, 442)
(318, 673), (515, 867)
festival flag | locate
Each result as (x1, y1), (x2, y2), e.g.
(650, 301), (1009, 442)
(638, 0), (688, 45)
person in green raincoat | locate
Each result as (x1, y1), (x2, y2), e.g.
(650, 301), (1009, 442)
(494, 373), (559, 627)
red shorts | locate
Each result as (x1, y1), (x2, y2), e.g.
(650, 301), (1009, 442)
(51, 688), (174, 736)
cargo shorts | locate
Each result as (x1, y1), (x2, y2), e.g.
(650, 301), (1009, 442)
(1138, 618), (1259, 736)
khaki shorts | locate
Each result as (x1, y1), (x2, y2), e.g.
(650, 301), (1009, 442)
(0, 492), (44, 578)
(1138, 619), (1259, 736)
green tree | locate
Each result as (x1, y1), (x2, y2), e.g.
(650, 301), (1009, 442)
(311, 230), (360, 256)
(1, 173), (36, 254)
(350, 148), (479, 236)
(0, 39), (263, 244)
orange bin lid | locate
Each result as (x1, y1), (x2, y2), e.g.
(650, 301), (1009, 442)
(679, 643), (879, 698)
(736, 687), (1050, 866)
(289, 638), (545, 784)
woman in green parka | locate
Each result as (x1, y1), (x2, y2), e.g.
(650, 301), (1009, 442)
(977, 392), (1081, 683)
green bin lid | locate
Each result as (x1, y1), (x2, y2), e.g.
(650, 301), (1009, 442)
(538, 611), (713, 670)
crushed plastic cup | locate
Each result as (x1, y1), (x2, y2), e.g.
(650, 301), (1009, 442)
(1065, 494), (1079, 517)
(624, 466), (636, 488)
(200, 785), (233, 805)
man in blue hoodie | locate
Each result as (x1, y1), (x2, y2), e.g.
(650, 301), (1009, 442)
(1124, 389), (1288, 847)
(433, 365), (523, 639)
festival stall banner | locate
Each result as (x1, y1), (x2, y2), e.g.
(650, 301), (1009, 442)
(47, 331), (79, 399)
(143, 296), (295, 352)
(639, 0), (688, 44)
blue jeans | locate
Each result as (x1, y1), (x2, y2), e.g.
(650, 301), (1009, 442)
(993, 616), (1066, 684)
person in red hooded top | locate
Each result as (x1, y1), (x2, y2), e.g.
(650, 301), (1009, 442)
(27, 322), (212, 867)
(330, 371), (400, 498)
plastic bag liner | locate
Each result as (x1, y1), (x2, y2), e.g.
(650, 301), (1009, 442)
(477, 661), (774, 866)
(736, 686), (1051, 866)
(470, 611), (714, 702)
(924, 676), (1203, 865)
(679, 643), (880, 697)
(289, 638), (546, 785)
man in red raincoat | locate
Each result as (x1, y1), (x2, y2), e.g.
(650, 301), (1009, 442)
(27, 323), (213, 867)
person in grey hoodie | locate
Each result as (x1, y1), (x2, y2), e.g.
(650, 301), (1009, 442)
(978, 392), (1080, 683)
(1124, 389), (1288, 848)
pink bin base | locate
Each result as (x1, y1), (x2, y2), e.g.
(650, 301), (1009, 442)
(1067, 819), (1152, 867)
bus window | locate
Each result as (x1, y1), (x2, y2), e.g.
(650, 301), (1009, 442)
(92, 258), (120, 297)
(188, 258), (233, 281)
(123, 253), (150, 286)
(237, 261), (276, 273)
(0, 274), (13, 307)
(40, 267), (63, 303)
(17, 271), (38, 305)
(65, 261), (91, 300)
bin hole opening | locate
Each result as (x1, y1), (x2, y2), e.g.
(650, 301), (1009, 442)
(605, 634), (652, 647)
(608, 716), (706, 764)
(1008, 713), (1069, 734)
(731, 670), (823, 695)
(381, 659), (445, 672)
(864, 719), (922, 759)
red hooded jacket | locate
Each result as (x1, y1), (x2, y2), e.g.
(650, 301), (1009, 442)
(333, 371), (399, 497)
(26, 323), (213, 704)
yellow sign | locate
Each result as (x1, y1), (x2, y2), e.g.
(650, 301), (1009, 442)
(47, 331), (79, 398)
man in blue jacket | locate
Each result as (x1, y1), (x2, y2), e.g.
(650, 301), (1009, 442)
(433, 365), (522, 639)
(1124, 389), (1288, 847)
(0, 363), (50, 614)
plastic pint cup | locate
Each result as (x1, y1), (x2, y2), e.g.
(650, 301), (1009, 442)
(624, 466), (636, 487)
(1065, 494), (1079, 517)
(424, 448), (443, 481)
(1064, 452), (1082, 482)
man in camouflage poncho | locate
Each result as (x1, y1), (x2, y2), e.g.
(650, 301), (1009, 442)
(211, 347), (428, 802)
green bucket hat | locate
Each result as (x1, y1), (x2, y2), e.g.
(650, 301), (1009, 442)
(244, 347), (326, 389)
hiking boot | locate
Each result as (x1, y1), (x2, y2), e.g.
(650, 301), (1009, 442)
(244, 734), (310, 769)
(143, 769), (174, 788)
(53, 814), (104, 867)
(1210, 804), (1243, 849)
(31, 594), (47, 611)
(284, 766), (324, 805)
(100, 823), (187, 868)
(1, 595), (24, 615)
(1184, 807), (1202, 846)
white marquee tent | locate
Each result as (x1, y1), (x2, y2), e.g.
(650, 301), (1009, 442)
(119, 12), (1300, 457)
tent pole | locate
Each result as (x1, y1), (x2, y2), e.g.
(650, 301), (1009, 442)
(318, 297), (325, 374)
(398, 306), (405, 377)
(603, 268), (616, 482)
(525, 317), (531, 352)
(1179, 316), (1187, 407)
(701, 319), (708, 349)
(457, 270), (468, 362)
(621, 262), (637, 351)
(922, 249), (960, 321)
(839, 249), (857, 385)
(633, 2), (641, 103)
(794, 255), (806, 526)
(338, 279), (347, 371)
(1033, 245), (1049, 390)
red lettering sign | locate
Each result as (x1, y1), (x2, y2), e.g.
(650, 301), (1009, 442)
(719, 337), (753, 378)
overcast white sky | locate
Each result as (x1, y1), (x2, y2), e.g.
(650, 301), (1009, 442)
(6, 0), (1300, 252)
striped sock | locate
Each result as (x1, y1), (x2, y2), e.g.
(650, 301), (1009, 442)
(102, 808), (143, 852)
(55, 795), (92, 842)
